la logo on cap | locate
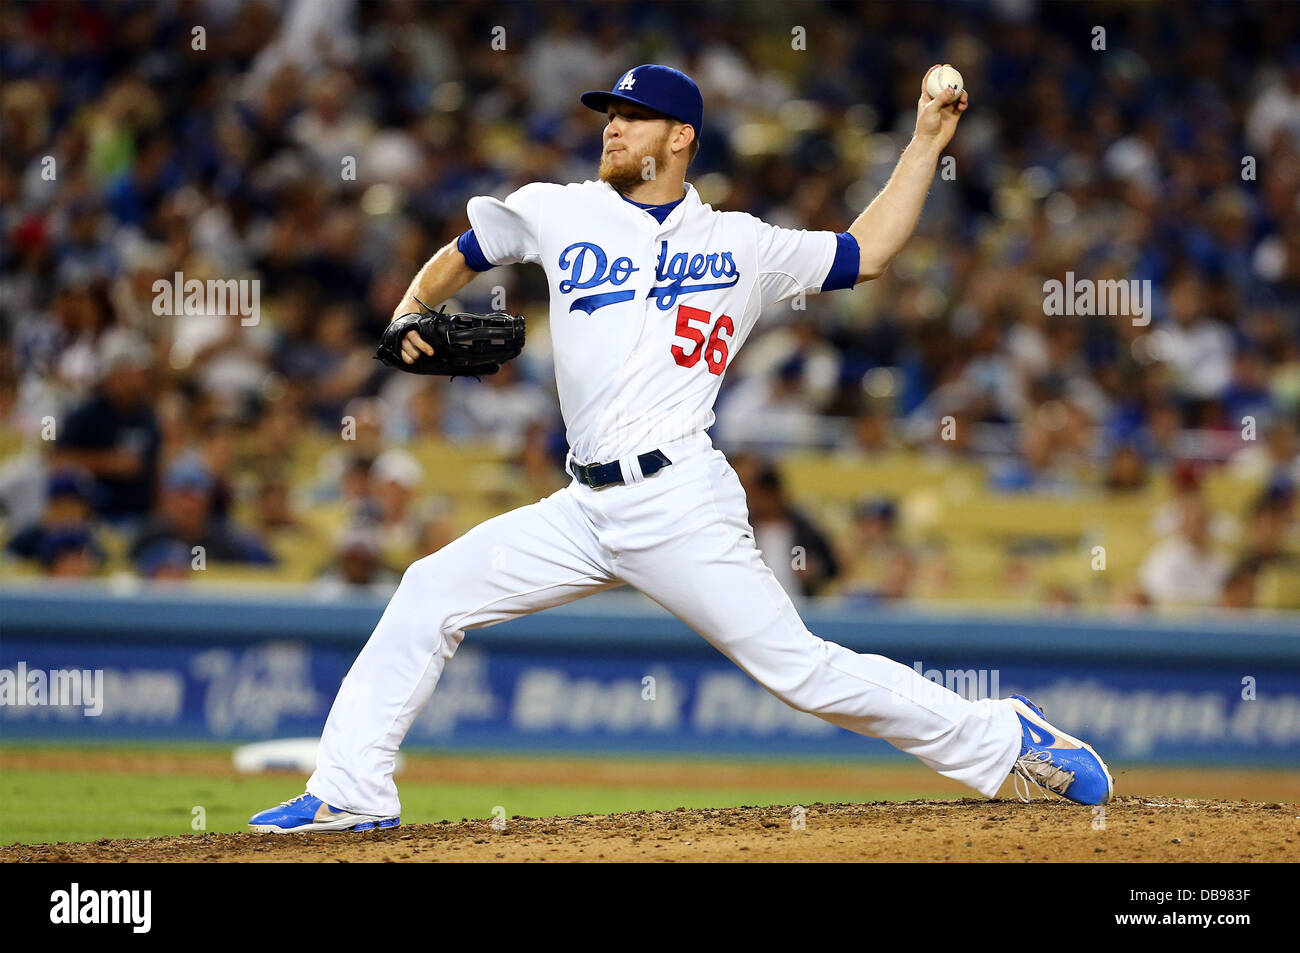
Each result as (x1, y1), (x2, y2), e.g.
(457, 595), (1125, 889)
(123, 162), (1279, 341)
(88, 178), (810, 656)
(616, 69), (636, 91)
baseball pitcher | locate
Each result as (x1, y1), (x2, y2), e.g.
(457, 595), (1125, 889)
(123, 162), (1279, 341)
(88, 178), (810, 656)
(251, 64), (1112, 833)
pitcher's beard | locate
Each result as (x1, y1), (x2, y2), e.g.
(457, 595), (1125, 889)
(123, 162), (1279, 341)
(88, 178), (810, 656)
(598, 151), (644, 191)
(598, 138), (670, 192)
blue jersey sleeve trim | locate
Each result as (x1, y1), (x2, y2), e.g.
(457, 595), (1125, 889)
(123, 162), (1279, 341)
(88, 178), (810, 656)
(820, 232), (860, 292)
(457, 228), (495, 272)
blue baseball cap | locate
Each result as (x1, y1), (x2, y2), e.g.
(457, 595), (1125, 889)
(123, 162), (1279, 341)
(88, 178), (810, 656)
(580, 65), (703, 138)
(38, 525), (96, 567)
(136, 539), (193, 577)
(47, 465), (95, 502)
(164, 457), (214, 494)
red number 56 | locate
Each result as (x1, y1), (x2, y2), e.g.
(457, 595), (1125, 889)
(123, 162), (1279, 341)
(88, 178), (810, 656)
(670, 305), (734, 376)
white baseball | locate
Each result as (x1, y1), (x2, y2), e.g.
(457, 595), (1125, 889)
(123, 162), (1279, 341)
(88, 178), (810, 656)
(925, 65), (964, 101)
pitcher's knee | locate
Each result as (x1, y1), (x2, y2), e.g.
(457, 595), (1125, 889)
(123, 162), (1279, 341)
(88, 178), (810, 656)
(757, 638), (862, 715)
(392, 554), (468, 638)
(405, 547), (447, 578)
(399, 548), (462, 594)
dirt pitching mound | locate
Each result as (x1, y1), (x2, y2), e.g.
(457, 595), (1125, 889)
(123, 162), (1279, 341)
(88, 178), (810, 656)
(4, 796), (1297, 862)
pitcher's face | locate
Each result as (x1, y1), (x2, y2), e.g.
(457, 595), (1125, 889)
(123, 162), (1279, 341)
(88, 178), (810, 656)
(599, 103), (675, 190)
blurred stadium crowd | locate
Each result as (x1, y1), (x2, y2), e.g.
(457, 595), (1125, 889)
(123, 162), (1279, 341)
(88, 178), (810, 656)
(1, 0), (1298, 610)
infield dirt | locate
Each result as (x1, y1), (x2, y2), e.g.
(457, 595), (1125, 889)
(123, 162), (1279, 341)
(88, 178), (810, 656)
(4, 797), (1297, 862)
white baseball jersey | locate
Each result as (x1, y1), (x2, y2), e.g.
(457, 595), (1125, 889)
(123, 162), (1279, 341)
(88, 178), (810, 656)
(467, 179), (853, 464)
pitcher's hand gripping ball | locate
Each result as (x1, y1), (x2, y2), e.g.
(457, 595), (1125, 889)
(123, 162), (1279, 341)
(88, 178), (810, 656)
(376, 298), (525, 378)
(925, 64), (964, 101)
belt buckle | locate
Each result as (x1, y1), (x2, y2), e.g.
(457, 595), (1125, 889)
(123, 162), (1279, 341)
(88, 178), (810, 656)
(574, 461), (607, 489)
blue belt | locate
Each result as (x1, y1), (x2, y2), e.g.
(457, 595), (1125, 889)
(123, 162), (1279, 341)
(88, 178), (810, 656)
(570, 449), (672, 489)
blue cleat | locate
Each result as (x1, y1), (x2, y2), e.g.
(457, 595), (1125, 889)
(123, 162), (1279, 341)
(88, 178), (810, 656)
(1007, 695), (1114, 805)
(248, 793), (400, 834)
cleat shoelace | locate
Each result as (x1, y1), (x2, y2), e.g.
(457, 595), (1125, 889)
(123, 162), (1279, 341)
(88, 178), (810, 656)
(279, 793), (313, 809)
(1011, 749), (1076, 803)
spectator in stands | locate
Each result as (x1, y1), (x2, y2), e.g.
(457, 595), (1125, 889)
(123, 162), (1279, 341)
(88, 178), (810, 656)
(50, 330), (160, 528)
(303, 303), (382, 428)
(168, 311), (275, 421)
(732, 453), (840, 598)
(1222, 347), (1278, 427)
(1139, 402), (1186, 466)
(415, 497), (459, 558)
(5, 465), (104, 568)
(136, 540), (196, 581)
(1138, 497), (1230, 606)
(340, 456), (377, 514)
(247, 395), (311, 481)
(37, 525), (102, 578)
(905, 389), (978, 459)
(1230, 417), (1300, 485)
(1043, 583), (1083, 614)
(1149, 460), (1234, 544)
(0, 446), (47, 541)
(515, 420), (568, 500)
(1218, 557), (1262, 610)
(378, 375), (447, 444)
(834, 497), (917, 604)
(716, 355), (823, 451)
(246, 469), (327, 573)
(194, 418), (241, 523)
(368, 448), (425, 563)
(44, 274), (115, 402)
(987, 404), (1085, 494)
(1241, 483), (1297, 570)
(840, 405), (902, 456)
(253, 473), (308, 534)
(314, 524), (401, 594)
(442, 360), (550, 452)
(1103, 443), (1150, 492)
(1160, 269), (1235, 401)
(730, 317), (842, 412)
(129, 457), (275, 569)
(313, 396), (389, 504)
(290, 71), (375, 181)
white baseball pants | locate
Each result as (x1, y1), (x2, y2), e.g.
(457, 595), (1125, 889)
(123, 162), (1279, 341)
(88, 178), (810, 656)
(307, 433), (1023, 816)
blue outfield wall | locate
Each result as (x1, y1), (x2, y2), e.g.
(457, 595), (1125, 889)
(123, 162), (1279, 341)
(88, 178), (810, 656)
(2, 583), (1299, 765)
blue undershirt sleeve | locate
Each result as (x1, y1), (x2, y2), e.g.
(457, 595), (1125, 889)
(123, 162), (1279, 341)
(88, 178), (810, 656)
(819, 231), (860, 292)
(456, 228), (495, 272)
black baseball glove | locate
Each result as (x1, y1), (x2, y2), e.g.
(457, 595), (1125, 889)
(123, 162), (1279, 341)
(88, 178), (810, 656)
(375, 298), (526, 378)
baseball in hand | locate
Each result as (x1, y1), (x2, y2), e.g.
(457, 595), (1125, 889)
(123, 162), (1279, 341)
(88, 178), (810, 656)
(925, 65), (964, 101)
